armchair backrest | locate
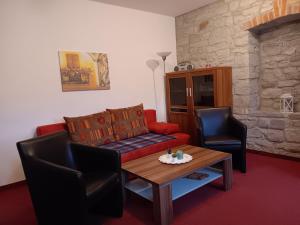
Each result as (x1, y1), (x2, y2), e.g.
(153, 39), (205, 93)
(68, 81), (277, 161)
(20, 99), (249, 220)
(17, 131), (75, 168)
(195, 107), (231, 137)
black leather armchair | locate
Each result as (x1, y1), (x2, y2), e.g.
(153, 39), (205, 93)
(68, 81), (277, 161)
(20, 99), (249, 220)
(17, 131), (123, 225)
(195, 107), (247, 173)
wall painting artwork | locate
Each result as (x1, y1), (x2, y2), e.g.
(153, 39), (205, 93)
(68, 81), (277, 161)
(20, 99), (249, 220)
(58, 51), (110, 91)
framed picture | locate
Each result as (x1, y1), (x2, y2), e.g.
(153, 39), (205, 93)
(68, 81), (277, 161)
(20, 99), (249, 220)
(58, 51), (110, 91)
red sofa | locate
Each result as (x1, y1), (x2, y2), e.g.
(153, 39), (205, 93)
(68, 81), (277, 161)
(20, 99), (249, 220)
(36, 109), (190, 163)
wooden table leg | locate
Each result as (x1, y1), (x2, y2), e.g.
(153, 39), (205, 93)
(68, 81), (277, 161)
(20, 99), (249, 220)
(223, 157), (233, 191)
(152, 183), (173, 225)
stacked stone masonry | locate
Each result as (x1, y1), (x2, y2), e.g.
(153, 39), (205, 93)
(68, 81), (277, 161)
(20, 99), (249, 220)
(175, 0), (300, 158)
(260, 22), (300, 112)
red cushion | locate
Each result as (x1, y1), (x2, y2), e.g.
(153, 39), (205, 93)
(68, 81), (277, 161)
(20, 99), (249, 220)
(121, 132), (190, 163)
(107, 104), (149, 141)
(148, 122), (179, 135)
(36, 123), (67, 136)
(144, 109), (156, 125)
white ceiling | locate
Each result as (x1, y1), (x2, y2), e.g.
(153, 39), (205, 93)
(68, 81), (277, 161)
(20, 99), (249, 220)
(91, 0), (217, 17)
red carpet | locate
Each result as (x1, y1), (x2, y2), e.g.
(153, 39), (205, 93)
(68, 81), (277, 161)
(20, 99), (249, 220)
(1, 152), (300, 225)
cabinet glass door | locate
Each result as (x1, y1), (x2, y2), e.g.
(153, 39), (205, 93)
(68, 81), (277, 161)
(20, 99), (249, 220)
(192, 74), (214, 107)
(168, 77), (188, 112)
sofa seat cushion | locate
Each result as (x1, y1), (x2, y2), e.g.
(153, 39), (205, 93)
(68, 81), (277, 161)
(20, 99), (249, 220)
(99, 132), (175, 154)
(107, 104), (149, 140)
(204, 135), (241, 146)
(64, 111), (115, 146)
(148, 122), (179, 135)
(120, 132), (190, 163)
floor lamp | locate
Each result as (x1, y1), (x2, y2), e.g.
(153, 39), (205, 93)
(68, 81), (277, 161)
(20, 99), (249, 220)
(157, 51), (172, 74)
(146, 59), (159, 110)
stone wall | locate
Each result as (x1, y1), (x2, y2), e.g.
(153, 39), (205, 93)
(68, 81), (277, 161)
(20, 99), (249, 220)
(260, 22), (300, 112)
(175, 0), (300, 158)
(244, 112), (300, 157)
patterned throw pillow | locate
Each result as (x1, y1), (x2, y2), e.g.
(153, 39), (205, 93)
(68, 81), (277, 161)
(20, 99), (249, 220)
(64, 111), (115, 145)
(107, 104), (149, 140)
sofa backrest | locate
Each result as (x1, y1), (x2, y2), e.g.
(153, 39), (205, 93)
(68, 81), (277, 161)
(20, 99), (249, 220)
(36, 109), (157, 136)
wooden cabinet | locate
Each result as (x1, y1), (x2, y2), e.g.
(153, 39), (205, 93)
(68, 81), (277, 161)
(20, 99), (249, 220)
(166, 67), (232, 144)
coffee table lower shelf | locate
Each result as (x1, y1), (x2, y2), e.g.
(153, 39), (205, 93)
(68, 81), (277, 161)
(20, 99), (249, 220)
(124, 167), (222, 201)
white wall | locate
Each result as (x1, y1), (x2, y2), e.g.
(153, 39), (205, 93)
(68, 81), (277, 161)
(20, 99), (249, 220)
(0, 0), (177, 186)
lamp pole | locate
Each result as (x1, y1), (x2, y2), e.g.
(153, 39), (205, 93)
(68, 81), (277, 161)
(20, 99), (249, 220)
(146, 59), (159, 110)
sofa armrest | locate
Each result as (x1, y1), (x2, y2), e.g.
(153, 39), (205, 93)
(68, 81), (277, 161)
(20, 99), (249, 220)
(36, 123), (67, 136)
(148, 122), (180, 135)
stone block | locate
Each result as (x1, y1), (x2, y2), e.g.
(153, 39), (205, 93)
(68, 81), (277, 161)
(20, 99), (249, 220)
(216, 49), (231, 58)
(278, 61), (291, 68)
(239, 0), (257, 8)
(258, 118), (269, 128)
(225, 16), (234, 26)
(278, 80), (299, 87)
(250, 111), (287, 118)
(261, 88), (282, 99)
(266, 130), (285, 142)
(233, 67), (250, 80)
(263, 61), (278, 69)
(261, 81), (277, 88)
(229, 1), (239, 11)
(234, 35), (249, 47)
(261, 43), (282, 56)
(286, 73), (300, 80)
(208, 28), (230, 45)
(245, 118), (257, 128)
(276, 142), (300, 153)
(288, 113), (300, 120)
(255, 139), (274, 148)
(282, 47), (296, 55)
(261, 68), (284, 82)
(285, 129), (300, 143)
(234, 53), (249, 67)
(248, 128), (263, 138)
(261, 1), (273, 12)
(269, 119), (286, 130)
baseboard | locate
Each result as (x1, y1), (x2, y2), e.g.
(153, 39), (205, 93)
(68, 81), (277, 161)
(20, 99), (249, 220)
(0, 180), (26, 191)
(247, 149), (300, 162)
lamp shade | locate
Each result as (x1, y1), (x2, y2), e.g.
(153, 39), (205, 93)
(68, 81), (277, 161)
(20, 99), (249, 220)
(146, 59), (159, 72)
(157, 51), (172, 58)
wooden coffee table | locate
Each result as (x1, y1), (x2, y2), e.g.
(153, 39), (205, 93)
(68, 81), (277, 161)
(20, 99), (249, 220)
(122, 145), (232, 225)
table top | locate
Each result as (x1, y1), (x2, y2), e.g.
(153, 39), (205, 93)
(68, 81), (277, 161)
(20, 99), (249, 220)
(122, 145), (231, 185)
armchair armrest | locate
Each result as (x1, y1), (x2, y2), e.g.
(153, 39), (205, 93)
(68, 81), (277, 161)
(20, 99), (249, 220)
(194, 115), (205, 146)
(70, 142), (121, 173)
(24, 157), (88, 224)
(229, 116), (247, 143)
(26, 157), (85, 189)
(148, 122), (179, 134)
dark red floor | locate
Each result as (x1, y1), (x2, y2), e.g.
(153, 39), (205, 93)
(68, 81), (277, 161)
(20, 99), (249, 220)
(1, 152), (300, 225)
